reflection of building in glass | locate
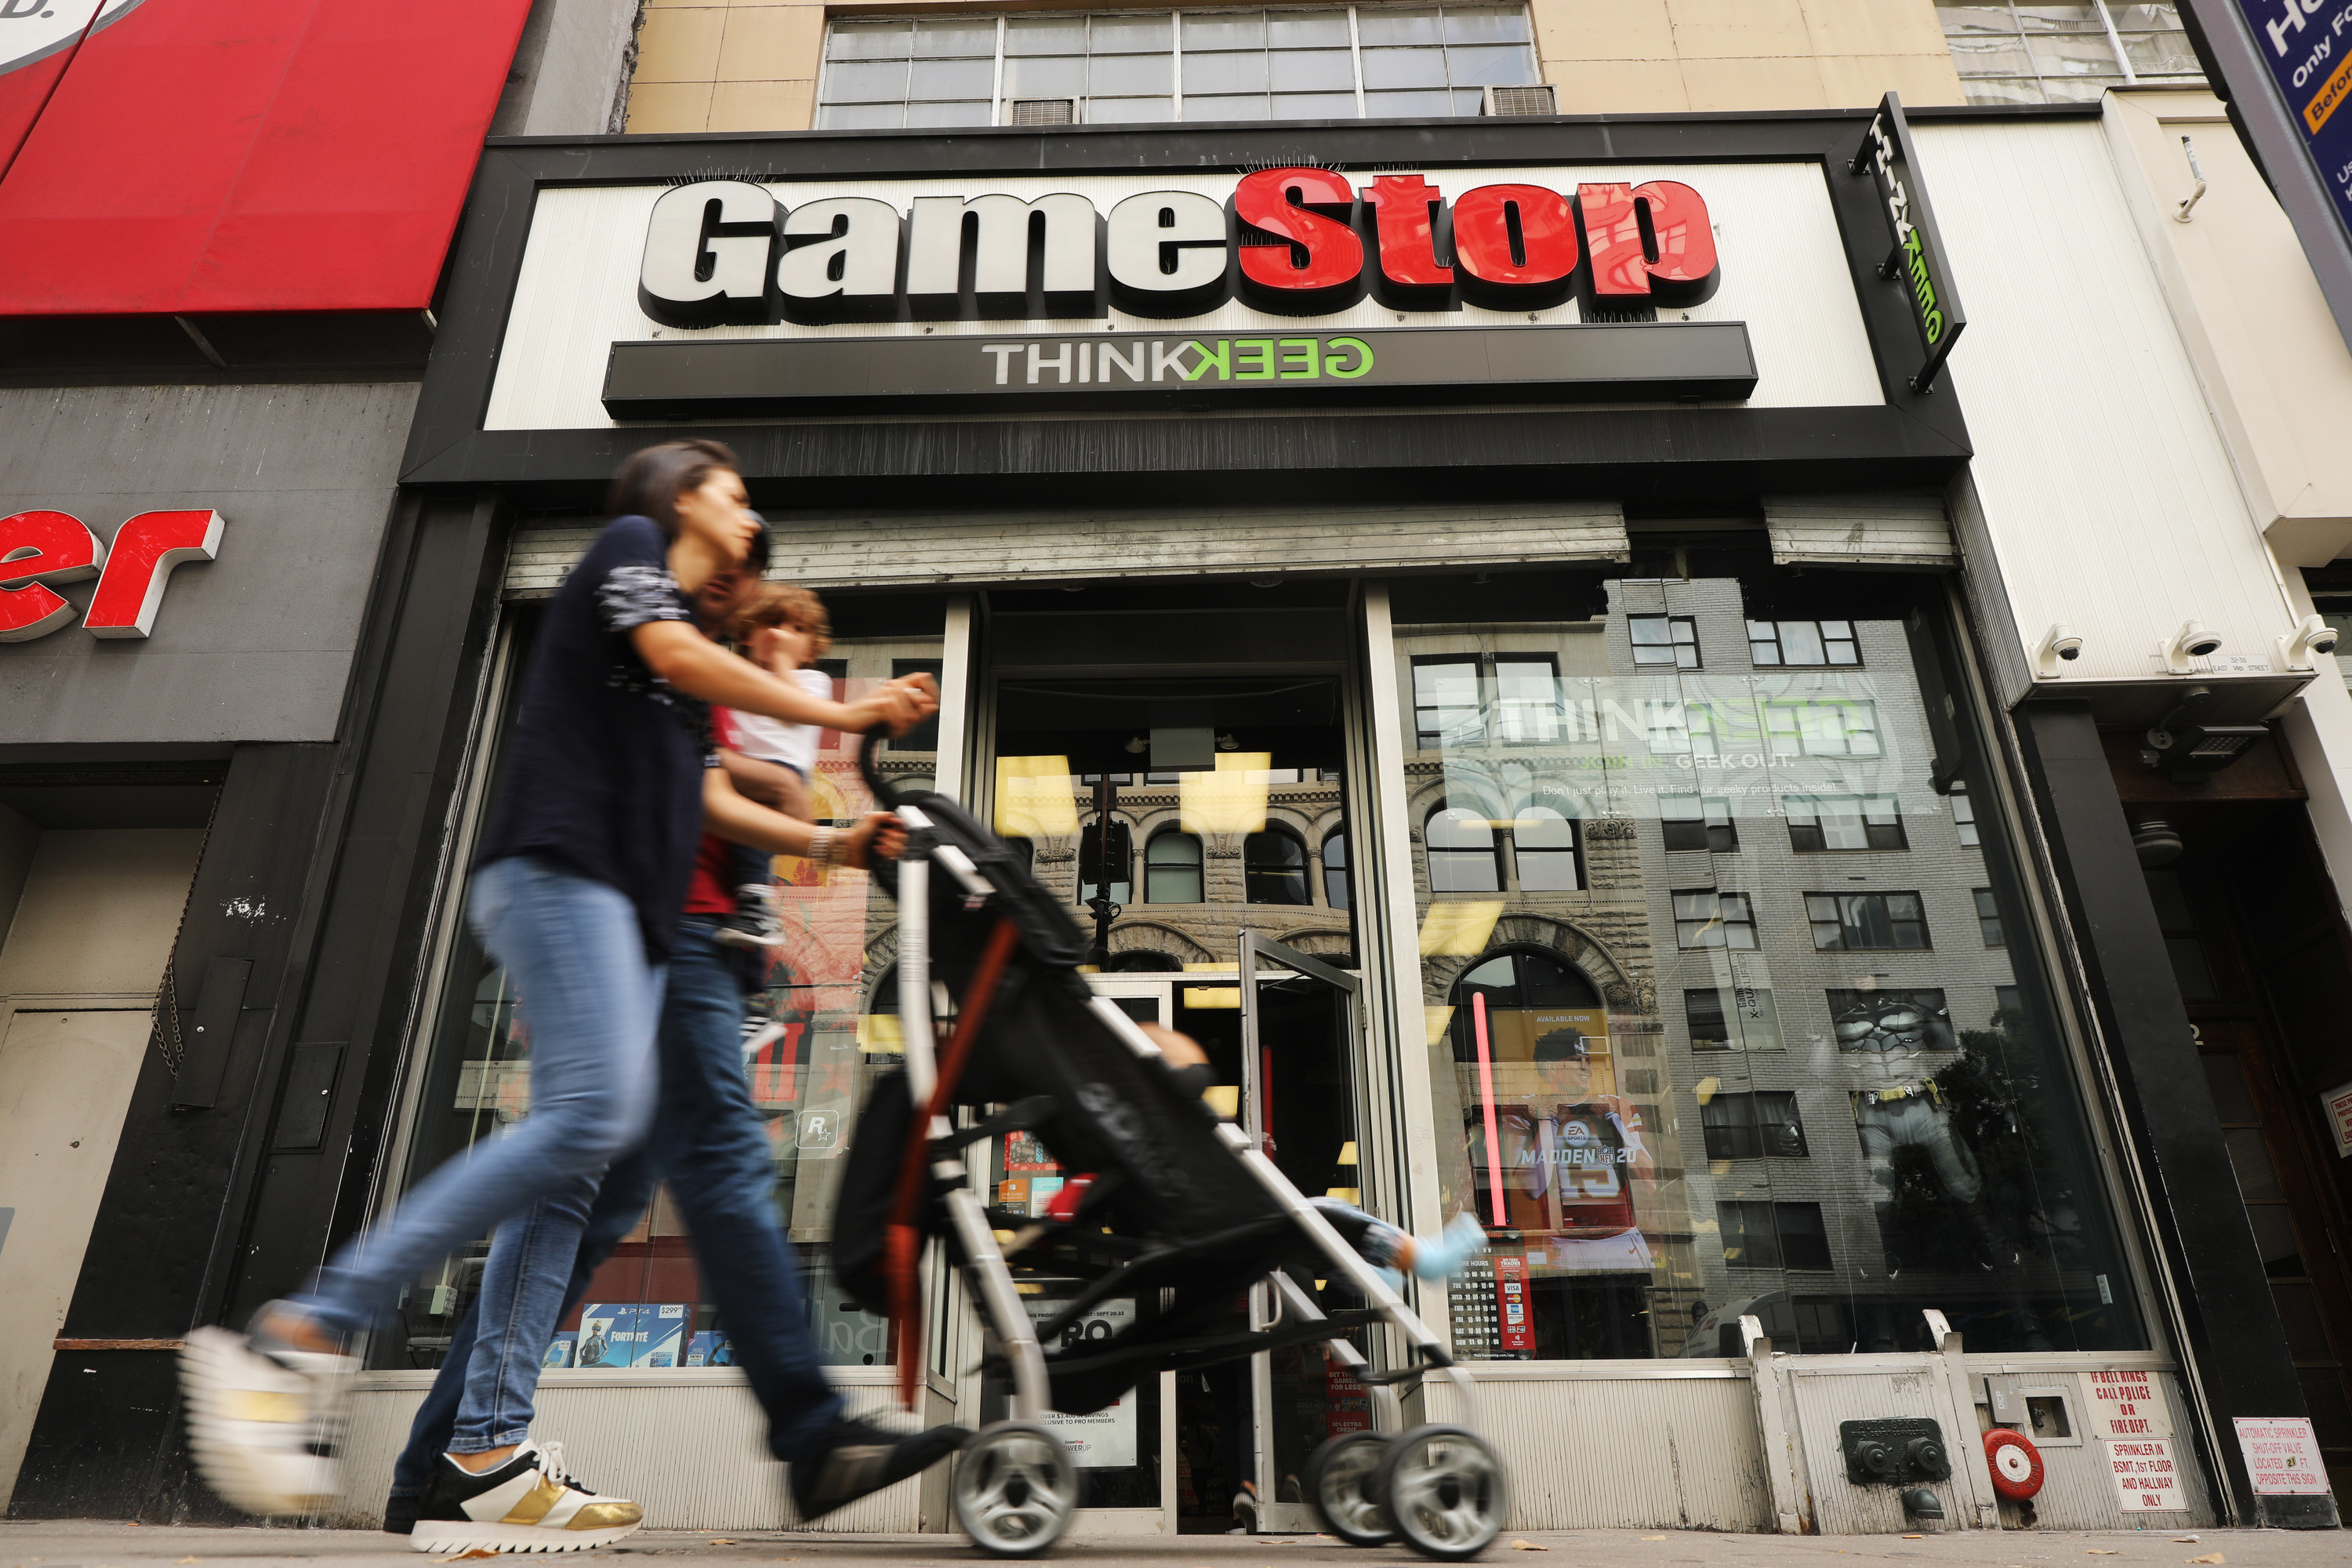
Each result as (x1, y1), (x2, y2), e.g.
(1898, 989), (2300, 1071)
(1402, 572), (2094, 1363)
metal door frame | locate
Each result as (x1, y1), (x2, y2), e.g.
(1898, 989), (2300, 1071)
(1236, 930), (1363, 1533)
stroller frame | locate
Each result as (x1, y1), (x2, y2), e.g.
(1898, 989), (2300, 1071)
(869, 748), (1507, 1559)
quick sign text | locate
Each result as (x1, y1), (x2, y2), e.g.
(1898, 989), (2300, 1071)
(0, 508), (223, 642)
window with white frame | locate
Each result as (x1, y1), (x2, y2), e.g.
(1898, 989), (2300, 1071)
(1674, 888), (1758, 949)
(1764, 699), (1882, 757)
(1748, 619), (1859, 667)
(1936, 2), (2202, 107)
(1784, 794), (1906, 852)
(816, 5), (1540, 129)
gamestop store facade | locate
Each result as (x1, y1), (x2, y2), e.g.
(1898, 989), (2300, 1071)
(282, 104), (2325, 1536)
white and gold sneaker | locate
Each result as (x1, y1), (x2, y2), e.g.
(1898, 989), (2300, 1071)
(179, 1318), (355, 1517)
(409, 1443), (644, 1554)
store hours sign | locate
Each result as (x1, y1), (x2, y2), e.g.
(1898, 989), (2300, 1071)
(612, 166), (1758, 416)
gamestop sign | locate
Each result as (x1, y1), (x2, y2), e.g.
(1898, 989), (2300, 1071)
(608, 166), (1755, 416)
(0, 508), (223, 642)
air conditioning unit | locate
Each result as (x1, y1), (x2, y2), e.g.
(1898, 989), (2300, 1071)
(1010, 98), (1077, 126)
(1482, 84), (1557, 117)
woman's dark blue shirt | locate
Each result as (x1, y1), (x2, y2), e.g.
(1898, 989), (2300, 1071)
(475, 515), (713, 960)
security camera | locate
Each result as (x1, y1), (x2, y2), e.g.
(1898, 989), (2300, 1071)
(2159, 618), (2222, 674)
(2278, 614), (2341, 672)
(2034, 622), (2083, 677)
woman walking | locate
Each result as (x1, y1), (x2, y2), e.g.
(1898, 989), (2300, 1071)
(179, 440), (936, 1523)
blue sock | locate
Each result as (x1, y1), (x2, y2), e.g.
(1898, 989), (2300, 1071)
(1410, 1214), (1490, 1279)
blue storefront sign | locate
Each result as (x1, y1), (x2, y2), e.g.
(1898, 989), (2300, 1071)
(2237, 0), (2352, 236)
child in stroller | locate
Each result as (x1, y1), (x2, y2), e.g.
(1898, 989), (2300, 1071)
(832, 735), (1513, 1560)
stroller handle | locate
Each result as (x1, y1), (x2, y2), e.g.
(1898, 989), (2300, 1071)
(858, 724), (902, 811)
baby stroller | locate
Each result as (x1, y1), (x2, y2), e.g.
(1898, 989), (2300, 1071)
(832, 735), (1508, 1559)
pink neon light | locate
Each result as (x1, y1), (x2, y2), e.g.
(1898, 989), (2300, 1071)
(1472, 991), (1505, 1229)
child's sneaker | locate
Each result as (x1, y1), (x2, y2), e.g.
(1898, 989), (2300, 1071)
(179, 1309), (356, 1517)
(713, 884), (785, 949)
(408, 1444), (643, 1554)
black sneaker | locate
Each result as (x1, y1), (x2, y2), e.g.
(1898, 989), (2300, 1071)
(383, 1492), (419, 1535)
(408, 1443), (642, 1555)
(713, 909), (785, 949)
(789, 1416), (967, 1522)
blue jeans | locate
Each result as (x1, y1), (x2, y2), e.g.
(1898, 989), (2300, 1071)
(396, 918), (843, 1479)
(390, 1152), (660, 1491)
(295, 855), (663, 1337)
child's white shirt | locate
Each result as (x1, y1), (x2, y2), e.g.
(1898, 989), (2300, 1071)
(728, 666), (834, 775)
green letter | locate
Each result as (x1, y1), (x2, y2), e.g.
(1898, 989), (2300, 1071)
(1277, 338), (1319, 379)
(1232, 339), (1274, 380)
(1325, 336), (1374, 379)
(1181, 339), (1229, 382)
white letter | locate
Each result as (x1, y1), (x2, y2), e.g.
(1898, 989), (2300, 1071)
(907, 193), (1101, 317)
(1106, 191), (1230, 307)
(1151, 340), (1191, 380)
(640, 180), (776, 327)
(981, 344), (1022, 385)
(778, 197), (902, 321)
(1028, 342), (1073, 383)
(1101, 342), (1144, 381)
(2270, 0), (2307, 53)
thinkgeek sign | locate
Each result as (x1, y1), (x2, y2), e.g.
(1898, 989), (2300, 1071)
(1851, 93), (1966, 394)
(620, 165), (1750, 414)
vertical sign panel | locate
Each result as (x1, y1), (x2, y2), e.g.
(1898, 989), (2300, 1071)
(1850, 91), (1968, 394)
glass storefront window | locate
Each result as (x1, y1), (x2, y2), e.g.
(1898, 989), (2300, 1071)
(1386, 560), (2144, 1359)
(378, 592), (953, 1373)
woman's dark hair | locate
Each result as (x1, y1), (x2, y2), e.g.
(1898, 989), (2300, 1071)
(605, 438), (741, 539)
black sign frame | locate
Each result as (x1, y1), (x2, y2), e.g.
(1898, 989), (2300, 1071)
(1850, 92), (1968, 397)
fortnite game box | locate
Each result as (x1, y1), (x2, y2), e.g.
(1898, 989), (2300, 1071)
(543, 1332), (577, 1368)
(576, 1303), (691, 1367)
(687, 1330), (734, 1367)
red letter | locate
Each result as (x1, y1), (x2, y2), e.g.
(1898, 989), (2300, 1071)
(1578, 180), (1721, 305)
(1363, 175), (1452, 299)
(84, 509), (223, 638)
(1232, 167), (1364, 314)
(0, 510), (103, 643)
(1451, 183), (1581, 306)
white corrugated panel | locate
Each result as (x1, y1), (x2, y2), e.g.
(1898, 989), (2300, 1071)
(485, 165), (1882, 431)
(1915, 119), (2302, 697)
(503, 502), (1629, 597)
(1765, 493), (1957, 569)
(1425, 1366), (1773, 1530)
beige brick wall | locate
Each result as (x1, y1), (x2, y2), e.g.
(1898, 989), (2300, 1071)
(622, 0), (1964, 136)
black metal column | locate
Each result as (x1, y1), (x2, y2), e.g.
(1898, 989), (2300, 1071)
(2013, 701), (2336, 1529)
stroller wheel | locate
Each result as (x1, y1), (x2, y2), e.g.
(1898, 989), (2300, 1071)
(1305, 1432), (1395, 1546)
(1374, 1425), (1508, 1562)
(953, 1421), (1077, 1558)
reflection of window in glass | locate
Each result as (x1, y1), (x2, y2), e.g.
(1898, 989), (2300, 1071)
(1321, 830), (1348, 910)
(1511, 807), (1581, 891)
(1685, 985), (1780, 1051)
(1413, 657), (1483, 750)
(1144, 829), (1202, 902)
(1700, 1091), (1809, 1160)
(1243, 827), (1310, 905)
(1785, 794), (1906, 851)
(1079, 819), (1132, 904)
(1806, 891), (1929, 950)
(1428, 806), (1504, 893)
(1661, 795), (1737, 852)
(1675, 889), (1756, 949)
(1684, 702), (1723, 758)
(1494, 655), (1563, 742)
(1630, 614), (1700, 668)
(1996, 982), (2023, 1018)
(1765, 699), (1881, 757)
(1951, 786), (1980, 845)
(1718, 1200), (1831, 1269)
(1975, 887), (2005, 947)
(1748, 619), (1860, 666)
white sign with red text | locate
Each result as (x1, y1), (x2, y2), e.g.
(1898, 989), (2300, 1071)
(0, 508), (223, 641)
(2234, 1417), (2332, 1497)
(2104, 1438), (2187, 1512)
(2323, 1079), (2352, 1158)
(2082, 1368), (2173, 1439)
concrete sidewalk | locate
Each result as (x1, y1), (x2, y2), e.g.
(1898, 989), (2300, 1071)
(0, 1523), (2338, 1568)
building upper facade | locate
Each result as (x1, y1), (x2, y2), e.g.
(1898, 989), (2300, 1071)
(619, 0), (2204, 135)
